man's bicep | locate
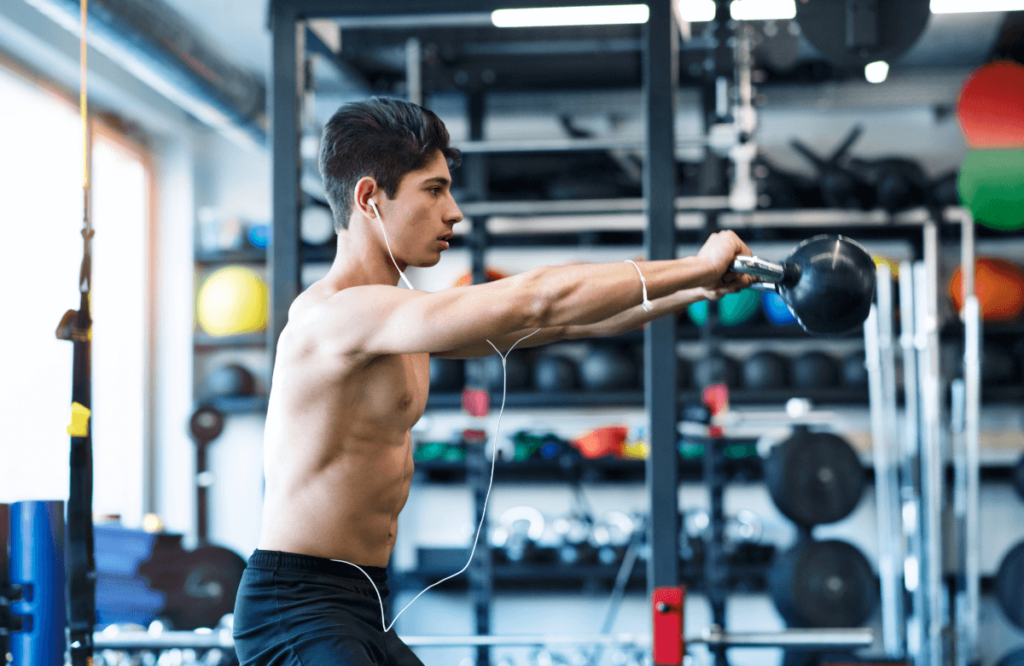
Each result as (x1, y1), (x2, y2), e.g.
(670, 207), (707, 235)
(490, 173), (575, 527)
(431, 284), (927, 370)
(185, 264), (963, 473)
(364, 279), (541, 356)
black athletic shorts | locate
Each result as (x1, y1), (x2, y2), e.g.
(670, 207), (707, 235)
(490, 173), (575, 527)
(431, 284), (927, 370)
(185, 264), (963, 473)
(233, 549), (424, 666)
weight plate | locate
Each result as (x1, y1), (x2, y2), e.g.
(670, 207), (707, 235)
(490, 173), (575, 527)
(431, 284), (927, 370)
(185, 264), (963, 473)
(769, 539), (877, 628)
(765, 431), (865, 527)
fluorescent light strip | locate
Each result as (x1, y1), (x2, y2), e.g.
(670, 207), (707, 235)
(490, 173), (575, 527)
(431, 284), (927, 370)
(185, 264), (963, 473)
(491, 4), (649, 27)
(677, 0), (797, 22)
(930, 0), (1024, 12)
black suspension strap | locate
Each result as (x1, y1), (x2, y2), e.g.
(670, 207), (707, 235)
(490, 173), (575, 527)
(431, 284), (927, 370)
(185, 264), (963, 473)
(55, 1), (96, 663)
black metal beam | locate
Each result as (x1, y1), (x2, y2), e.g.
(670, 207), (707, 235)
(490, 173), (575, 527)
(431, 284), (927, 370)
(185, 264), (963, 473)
(269, 4), (302, 375)
(643, 0), (680, 593)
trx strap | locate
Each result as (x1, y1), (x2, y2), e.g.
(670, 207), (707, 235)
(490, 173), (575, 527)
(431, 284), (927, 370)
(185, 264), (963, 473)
(55, 1), (96, 663)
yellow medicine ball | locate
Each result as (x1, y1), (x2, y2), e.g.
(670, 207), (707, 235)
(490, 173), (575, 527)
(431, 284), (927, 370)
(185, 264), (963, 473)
(197, 265), (268, 337)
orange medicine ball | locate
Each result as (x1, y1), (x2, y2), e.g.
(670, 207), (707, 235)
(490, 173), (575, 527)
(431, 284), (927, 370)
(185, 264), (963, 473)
(949, 258), (1024, 322)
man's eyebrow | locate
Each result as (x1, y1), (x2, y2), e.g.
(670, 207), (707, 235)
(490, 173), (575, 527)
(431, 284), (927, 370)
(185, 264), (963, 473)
(421, 176), (451, 187)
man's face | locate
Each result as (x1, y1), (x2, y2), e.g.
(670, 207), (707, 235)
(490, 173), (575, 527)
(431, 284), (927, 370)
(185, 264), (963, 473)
(379, 150), (462, 268)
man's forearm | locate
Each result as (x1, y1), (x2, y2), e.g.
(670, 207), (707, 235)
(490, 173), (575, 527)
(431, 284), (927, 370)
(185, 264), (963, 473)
(564, 287), (706, 339)
(529, 257), (714, 330)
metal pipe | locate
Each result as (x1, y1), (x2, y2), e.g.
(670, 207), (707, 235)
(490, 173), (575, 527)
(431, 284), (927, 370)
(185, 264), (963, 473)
(898, 260), (924, 664)
(731, 255), (785, 283)
(962, 211), (981, 666)
(456, 136), (707, 154)
(23, 0), (266, 148)
(864, 266), (905, 658)
(92, 628), (875, 651)
(917, 218), (945, 666)
(405, 37), (422, 107)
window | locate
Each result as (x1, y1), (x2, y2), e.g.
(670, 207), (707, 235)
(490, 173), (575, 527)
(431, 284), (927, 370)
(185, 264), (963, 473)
(0, 62), (152, 527)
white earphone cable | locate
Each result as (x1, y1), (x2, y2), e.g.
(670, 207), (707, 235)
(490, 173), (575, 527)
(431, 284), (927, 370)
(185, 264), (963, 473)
(333, 199), (539, 632)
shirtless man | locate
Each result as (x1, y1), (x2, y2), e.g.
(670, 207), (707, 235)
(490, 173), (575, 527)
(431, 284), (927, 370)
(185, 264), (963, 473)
(232, 97), (755, 666)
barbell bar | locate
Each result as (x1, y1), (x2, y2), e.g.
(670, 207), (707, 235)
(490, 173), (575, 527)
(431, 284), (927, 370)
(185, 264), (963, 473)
(91, 627), (872, 651)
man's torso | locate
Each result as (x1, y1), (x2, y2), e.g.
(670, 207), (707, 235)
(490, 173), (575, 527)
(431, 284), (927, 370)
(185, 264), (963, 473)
(257, 282), (429, 567)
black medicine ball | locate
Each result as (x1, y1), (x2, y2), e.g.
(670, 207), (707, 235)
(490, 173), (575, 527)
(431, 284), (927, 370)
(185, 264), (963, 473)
(202, 364), (256, 397)
(742, 351), (789, 389)
(579, 345), (638, 391)
(534, 355), (579, 392)
(429, 358), (464, 392)
(792, 352), (840, 389)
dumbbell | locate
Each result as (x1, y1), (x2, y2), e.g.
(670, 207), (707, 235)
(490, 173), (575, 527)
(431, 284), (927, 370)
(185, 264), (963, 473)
(731, 235), (876, 336)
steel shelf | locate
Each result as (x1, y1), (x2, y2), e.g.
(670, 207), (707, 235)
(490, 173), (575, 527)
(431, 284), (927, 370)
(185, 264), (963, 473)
(193, 333), (267, 349)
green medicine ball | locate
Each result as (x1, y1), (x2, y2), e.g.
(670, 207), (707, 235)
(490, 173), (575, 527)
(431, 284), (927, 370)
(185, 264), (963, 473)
(718, 289), (761, 327)
(957, 149), (1024, 231)
(687, 300), (709, 327)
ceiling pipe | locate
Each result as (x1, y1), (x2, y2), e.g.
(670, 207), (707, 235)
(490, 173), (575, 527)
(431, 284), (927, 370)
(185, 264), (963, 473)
(23, 0), (267, 149)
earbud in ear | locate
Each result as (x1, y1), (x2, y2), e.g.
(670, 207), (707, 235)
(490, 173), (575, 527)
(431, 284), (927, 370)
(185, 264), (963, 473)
(368, 199), (379, 217)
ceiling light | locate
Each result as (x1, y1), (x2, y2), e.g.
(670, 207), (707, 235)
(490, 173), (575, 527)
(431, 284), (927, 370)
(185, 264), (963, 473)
(730, 0), (797, 20)
(491, 4), (650, 27)
(677, 0), (717, 21)
(676, 0), (797, 22)
(930, 0), (1024, 12)
(865, 60), (889, 84)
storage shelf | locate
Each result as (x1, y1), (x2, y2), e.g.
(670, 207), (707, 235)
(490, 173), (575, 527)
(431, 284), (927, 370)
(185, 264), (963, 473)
(426, 390), (646, 410)
(414, 455), (763, 485)
(197, 395), (269, 413)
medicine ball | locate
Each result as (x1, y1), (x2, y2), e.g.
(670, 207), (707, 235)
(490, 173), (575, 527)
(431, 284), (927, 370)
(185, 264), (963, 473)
(480, 353), (532, 392)
(687, 300), (709, 327)
(202, 364), (256, 397)
(763, 291), (798, 326)
(949, 258), (1024, 322)
(841, 352), (868, 387)
(768, 539), (877, 628)
(792, 352), (840, 389)
(429, 358), (465, 392)
(718, 289), (761, 327)
(764, 431), (865, 527)
(196, 266), (269, 337)
(742, 351), (789, 389)
(580, 345), (638, 391)
(534, 355), (579, 392)
(693, 354), (741, 388)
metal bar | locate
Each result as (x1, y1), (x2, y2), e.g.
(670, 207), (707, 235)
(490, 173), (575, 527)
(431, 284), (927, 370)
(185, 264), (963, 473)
(459, 197), (728, 218)
(731, 255), (785, 282)
(405, 37), (422, 106)
(864, 266), (905, 658)
(961, 211), (981, 666)
(916, 217), (945, 666)
(268, 8), (303, 380)
(456, 136), (706, 154)
(92, 628), (875, 651)
(643, 0), (680, 594)
(898, 260), (924, 665)
(276, 0), (649, 19)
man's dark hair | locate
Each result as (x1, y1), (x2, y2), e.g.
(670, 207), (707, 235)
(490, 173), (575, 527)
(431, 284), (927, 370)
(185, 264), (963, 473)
(319, 97), (461, 232)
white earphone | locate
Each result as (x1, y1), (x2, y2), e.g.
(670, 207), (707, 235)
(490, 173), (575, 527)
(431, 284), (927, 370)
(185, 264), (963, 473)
(368, 198), (415, 290)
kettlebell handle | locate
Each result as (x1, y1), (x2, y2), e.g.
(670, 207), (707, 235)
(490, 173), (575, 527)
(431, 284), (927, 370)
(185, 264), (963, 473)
(732, 255), (785, 283)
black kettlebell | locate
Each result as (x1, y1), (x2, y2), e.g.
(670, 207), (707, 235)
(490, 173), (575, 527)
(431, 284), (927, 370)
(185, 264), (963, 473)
(732, 235), (876, 336)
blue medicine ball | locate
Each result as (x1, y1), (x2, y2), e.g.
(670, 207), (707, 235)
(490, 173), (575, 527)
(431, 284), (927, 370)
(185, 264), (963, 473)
(762, 291), (798, 326)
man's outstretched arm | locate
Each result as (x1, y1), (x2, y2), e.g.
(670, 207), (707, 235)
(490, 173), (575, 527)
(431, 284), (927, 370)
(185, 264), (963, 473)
(317, 231), (754, 362)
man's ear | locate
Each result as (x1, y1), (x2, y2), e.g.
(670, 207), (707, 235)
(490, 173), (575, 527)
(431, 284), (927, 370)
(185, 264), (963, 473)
(353, 177), (380, 219)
